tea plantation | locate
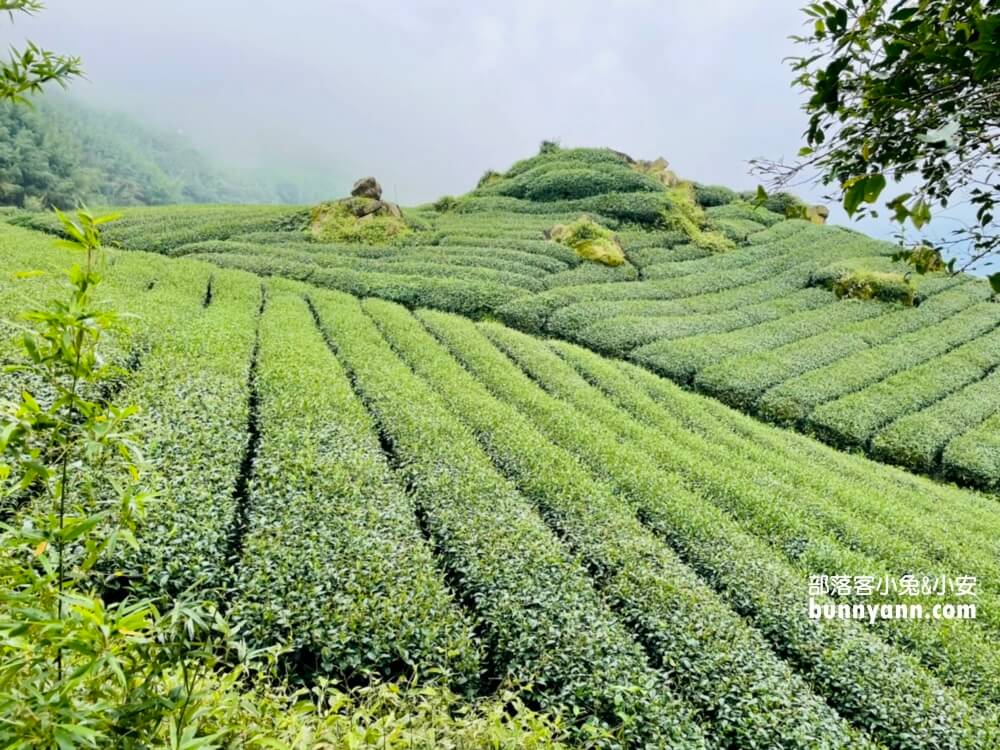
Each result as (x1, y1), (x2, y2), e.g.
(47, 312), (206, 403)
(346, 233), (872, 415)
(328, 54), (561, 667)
(3, 145), (1000, 748)
(10, 147), (997, 491)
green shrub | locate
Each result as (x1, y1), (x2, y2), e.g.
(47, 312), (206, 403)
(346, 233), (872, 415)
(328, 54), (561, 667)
(231, 288), (479, 683)
(943, 411), (1000, 490)
(477, 169), (501, 188)
(484, 160), (662, 203)
(628, 244), (712, 267)
(207, 679), (571, 749)
(705, 201), (786, 227)
(577, 288), (832, 357)
(709, 217), (767, 243)
(115, 269), (261, 598)
(524, 167), (662, 201)
(833, 271), (915, 305)
(757, 287), (1000, 425)
(871, 368), (1000, 474)
(549, 216), (625, 266)
(631, 289), (888, 384)
(433, 194), (460, 212)
(689, 302), (891, 408)
(496, 147), (633, 183)
(554, 344), (1000, 725)
(616, 228), (689, 249)
(580, 190), (671, 225)
(810, 254), (906, 288)
(739, 190), (804, 215)
(228, 229), (313, 244)
(807, 325), (1000, 449)
(403, 212), (432, 233)
(544, 260), (639, 288)
(454, 191), (671, 225)
(55, 204), (309, 254)
(693, 183), (738, 207)
(199, 252), (529, 317)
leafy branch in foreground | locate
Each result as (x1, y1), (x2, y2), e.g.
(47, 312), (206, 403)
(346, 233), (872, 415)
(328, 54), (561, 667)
(0, 209), (237, 748)
(0, 1), (82, 104)
(751, 0), (1000, 290)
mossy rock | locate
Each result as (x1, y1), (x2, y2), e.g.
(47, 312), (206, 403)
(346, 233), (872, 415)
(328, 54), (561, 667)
(573, 237), (625, 266)
(633, 157), (679, 187)
(309, 200), (410, 244)
(548, 216), (625, 267)
(785, 202), (829, 224)
(833, 271), (915, 306)
(806, 205), (829, 224)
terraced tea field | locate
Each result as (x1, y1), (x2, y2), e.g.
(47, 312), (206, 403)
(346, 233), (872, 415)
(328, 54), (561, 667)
(14, 186), (998, 491)
(3, 213), (1000, 749)
(4, 146), (1000, 748)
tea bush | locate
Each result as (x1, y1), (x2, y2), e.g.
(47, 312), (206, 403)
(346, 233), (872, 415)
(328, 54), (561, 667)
(692, 183), (738, 207)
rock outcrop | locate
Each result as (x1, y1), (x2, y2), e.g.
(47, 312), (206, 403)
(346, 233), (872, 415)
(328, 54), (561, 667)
(309, 176), (408, 243)
(634, 156), (680, 187)
(351, 176), (382, 200)
(341, 176), (402, 218)
(806, 204), (829, 224)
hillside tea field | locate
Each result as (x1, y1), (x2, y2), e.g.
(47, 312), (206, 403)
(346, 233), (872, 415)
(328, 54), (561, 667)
(3, 146), (1000, 748)
(12, 170), (999, 489)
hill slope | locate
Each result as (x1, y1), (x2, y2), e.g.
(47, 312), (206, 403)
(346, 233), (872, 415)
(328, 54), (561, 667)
(10, 145), (997, 490)
(0, 96), (292, 208)
(3, 220), (1000, 749)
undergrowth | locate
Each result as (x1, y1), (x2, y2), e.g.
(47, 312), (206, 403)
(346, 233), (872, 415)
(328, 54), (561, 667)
(549, 216), (625, 266)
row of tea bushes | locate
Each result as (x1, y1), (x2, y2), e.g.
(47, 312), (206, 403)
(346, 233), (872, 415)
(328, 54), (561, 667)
(310, 290), (709, 750)
(231, 287), (479, 685)
(387, 304), (871, 749)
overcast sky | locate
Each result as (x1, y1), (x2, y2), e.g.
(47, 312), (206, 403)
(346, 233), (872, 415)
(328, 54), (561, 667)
(10, 0), (947, 244)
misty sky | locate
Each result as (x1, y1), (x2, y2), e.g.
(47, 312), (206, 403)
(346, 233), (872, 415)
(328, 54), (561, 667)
(10, 0), (953, 244)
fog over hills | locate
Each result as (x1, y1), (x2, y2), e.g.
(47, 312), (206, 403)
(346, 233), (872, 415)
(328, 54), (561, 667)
(10, 0), (982, 261)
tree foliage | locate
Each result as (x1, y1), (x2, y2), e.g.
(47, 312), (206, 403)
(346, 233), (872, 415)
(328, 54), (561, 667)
(753, 0), (1000, 288)
(0, 209), (233, 748)
(0, 1), (82, 104)
(0, 98), (287, 208)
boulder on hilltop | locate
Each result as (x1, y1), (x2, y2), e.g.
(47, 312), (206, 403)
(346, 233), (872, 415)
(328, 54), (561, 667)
(351, 176), (382, 200)
(309, 177), (408, 243)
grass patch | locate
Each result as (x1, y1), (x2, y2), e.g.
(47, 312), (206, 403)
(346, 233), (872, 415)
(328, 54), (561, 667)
(663, 183), (735, 253)
(549, 216), (625, 266)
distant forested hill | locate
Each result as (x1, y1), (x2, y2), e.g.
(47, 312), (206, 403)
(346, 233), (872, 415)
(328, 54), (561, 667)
(0, 96), (306, 208)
